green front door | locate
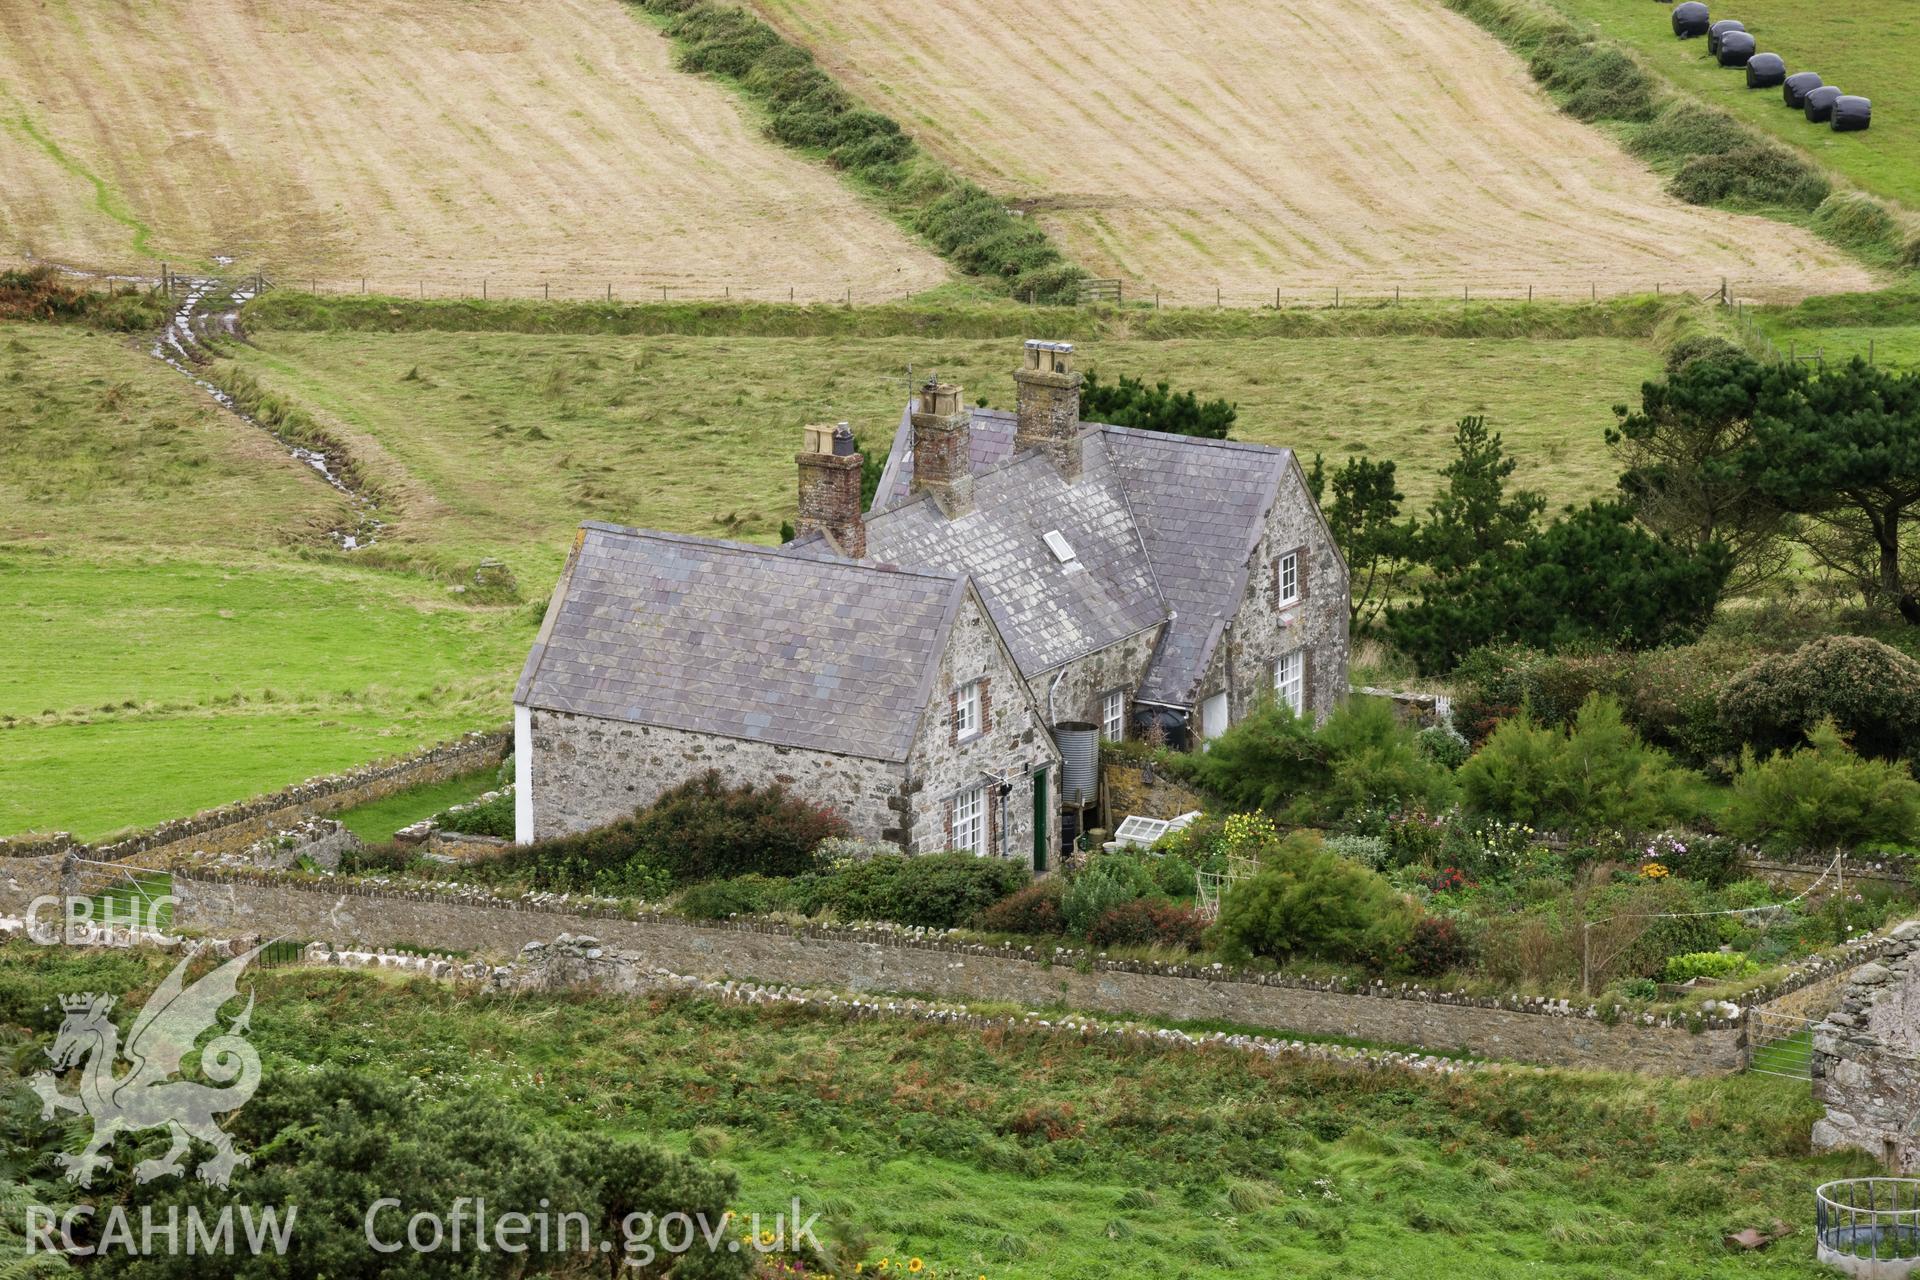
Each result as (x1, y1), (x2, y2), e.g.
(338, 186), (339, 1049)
(1032, 766), (1050, 872)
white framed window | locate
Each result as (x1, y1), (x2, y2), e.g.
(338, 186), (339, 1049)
(953, 786), (987, 856)
(1101, 689), (1126, 741)
(954, 681), (981, 740)
(1277, 550), (1300, 607)
(1275, 650), (1305, 716)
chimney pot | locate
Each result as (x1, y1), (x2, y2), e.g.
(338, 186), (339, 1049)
(796, 423), (865, 557)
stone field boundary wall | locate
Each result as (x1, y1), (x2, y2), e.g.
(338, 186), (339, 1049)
(0, 728), (510, 868)
(163, 867), (1767, 1073)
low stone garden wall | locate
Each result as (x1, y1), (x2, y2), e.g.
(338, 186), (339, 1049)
(168, 866), (1772, 1074)
(0, 728), (509, 869)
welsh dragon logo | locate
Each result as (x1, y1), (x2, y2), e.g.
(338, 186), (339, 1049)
(28, 945), (264, 1189)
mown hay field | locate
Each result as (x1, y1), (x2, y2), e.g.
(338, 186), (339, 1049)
(0, 0), (948, 299)
(0, 319), (1654, 838)
(750, 0), (1872, 302)
(1547, 0), (1920, 210)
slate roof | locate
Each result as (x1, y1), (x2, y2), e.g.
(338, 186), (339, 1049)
(514, 523), (965, 762)
(1103, 427), (1292, 705)
(867, 414), (1294, 705)
(864, 433), (1167, 678)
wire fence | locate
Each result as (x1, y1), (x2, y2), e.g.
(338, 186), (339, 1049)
(81, 266), (1745, 311)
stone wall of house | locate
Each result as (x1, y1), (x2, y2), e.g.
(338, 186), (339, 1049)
(525, 709), (911, 845)
(0, 729), (508, 867)
(1025, 624), (1163, 739)
(907, 590), (1060, 864)
(1201, 457), (1350, 725)
(0, 854), (67, 915)
(1813, 921), (1920, 1172)
(170, 870), (1744, 1074)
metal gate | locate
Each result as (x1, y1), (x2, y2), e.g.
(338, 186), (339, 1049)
(1748, 1008), (1817, 1079)
(70, 859), (174, 934)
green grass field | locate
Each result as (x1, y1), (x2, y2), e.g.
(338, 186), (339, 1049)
(0, 944), (1874, 1278)
(1749, 286), (1920, 367)
(2, 304), (1661, 840)
(334, 768), (499, 844)
(1545, 0), (1920, 209)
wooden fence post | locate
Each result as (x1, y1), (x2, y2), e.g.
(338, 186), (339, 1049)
(544, 282), (549, 301)
(1528, 284), (1533, 302)
(1333, 286), (1339, 309)
(361, 277), (366, 294)
(482, 279), (487, 300)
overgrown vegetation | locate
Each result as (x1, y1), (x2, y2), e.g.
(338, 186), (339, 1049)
(622, 0), (1083, 301)
(1725, 719), (1920, 854)
(0, 265), (167, 330)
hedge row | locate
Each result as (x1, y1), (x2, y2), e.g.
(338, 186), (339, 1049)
(623, 0), (1084, 302)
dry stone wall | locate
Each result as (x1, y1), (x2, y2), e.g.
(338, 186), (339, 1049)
(1813, 921), (1920, 1172)
(171, 868), (1750, 1073)
(0, 729), (508, 866)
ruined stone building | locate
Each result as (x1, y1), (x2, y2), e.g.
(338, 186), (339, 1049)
(514, 340), (1348, 866)
(1813, 921), (1920, 1173)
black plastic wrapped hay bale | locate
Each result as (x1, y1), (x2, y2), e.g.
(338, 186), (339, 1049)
(1831, 95), (1872, 132)
(1746, 53), (1786, 88)
(1708, 19), (1745, 55)
(1717, 30), (1756, 65)
(1804, 85), (1843, 122)
(1673, 2), (1711, 37)
(1783, 71), (1823, 108)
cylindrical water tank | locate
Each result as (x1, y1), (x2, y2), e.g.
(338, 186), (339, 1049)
(1804, 85), (1843, 122)
(1831, 95), (1872, 132)
(1672, 2), (1710, 38)
(1783, 71), (1823, 108)
(1746, 53), (1786, 88)
(1708, 19), (1745, 55)
(1052, 722), (1099, 807)
(1717, 31), (1756, 66)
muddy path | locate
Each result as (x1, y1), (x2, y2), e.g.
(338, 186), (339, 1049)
(145, 267), (385, 549)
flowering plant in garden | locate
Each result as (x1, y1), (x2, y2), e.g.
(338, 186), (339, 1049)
(1640, 862), (1670, 879)
(1423, 866), (1473, 893)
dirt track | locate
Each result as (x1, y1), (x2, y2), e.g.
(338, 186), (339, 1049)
(0, 0), (948, 300)
(754, 0), (1874, 302)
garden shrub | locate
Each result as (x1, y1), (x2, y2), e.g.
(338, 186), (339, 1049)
(1417, 726), (1469, 771)
(1209, 840), (1416, 968)
(1062, 854), (1158, 936)
(1458, 695), (1700, 835)
(799, 852), (1028, 928)
(677, 874), (791, 921)
(1150, 852), (1200, 898)
(434, 790), (514, 838)
(1395, 915), (1476, 977)
(813, 835), (903, 864)
(1719, 635), (1920, 762)
(973, 878), (1066, 935)
(1087, 900), (1208, 951)
(1323, 833), (1391, 870)
(1662, 951), (1755, 984)
(466, 771), (845, 892)
(1724, 720), (1920, 854)
(1183, 696), (1457, 824)
(339, 842), (415, 876)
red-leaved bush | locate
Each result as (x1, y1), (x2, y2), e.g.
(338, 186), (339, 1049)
(1087, 900), (1207, 951)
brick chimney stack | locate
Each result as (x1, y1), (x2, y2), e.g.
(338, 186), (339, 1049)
(1014, 339), (1084, 482)
(796, 422), (865, 557)
(910, 378), (973, 518)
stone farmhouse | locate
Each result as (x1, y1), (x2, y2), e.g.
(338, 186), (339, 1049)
(513, 340), (1348, 867)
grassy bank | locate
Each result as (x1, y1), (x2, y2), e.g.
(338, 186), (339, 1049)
(0, 943), (1872, 1278)
(1750, 285), (1920, 367)
(1447, 0), (1917, 272)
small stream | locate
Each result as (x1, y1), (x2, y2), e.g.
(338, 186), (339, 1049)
(144, 265), (382, 548)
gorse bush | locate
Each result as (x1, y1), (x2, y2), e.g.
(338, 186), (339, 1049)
(1724, 720), (1920, 854)
(1457, 695), (1700, 835)
(626, 0), (1081, 300)
(1209, 836), (1416, 969)
(1720, 636), (1920, 762)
